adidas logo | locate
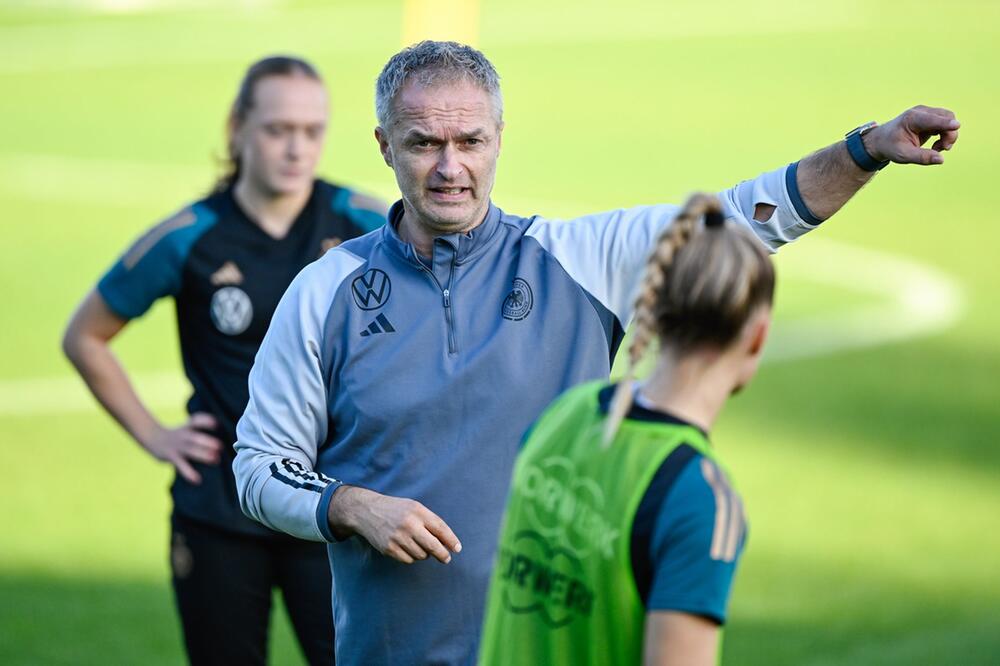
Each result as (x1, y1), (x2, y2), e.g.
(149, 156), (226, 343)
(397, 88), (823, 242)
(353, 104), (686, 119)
(360, 313), (396, 337)
(210, 261), (244, 286)
(320, 237), (342, 255)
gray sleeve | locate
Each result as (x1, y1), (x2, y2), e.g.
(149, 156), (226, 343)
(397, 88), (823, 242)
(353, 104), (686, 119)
(717, 162), (819, 252)
(233, 248), (363, 542)
(524, 163), (812, 327)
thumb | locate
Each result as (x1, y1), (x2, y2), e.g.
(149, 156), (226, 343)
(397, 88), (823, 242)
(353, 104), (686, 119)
(897, 144), (944, 166)
(173, 454), (202, 484)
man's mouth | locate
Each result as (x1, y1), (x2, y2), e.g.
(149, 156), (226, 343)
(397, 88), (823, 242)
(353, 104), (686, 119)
(428, 187), (471, 201)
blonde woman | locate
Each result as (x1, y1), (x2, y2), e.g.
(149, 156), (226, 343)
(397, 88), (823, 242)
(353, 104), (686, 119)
(480, 193), (773, 666)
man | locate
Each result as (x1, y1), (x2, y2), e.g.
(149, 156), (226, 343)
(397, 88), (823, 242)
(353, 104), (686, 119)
(233, 41), (959, 665)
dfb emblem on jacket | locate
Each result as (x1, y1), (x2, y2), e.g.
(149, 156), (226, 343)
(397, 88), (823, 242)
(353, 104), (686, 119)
(352, 269), (392, 310)
(502, 277), (533, 321)
(210, 286), (253, 335)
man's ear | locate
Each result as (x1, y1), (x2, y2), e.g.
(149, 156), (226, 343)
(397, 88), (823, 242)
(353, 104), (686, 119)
(375, 127), (392, 168)
(497, 121), (505, 154)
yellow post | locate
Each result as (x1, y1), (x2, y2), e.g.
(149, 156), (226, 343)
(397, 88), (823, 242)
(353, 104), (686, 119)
(401, 0), (480, 47)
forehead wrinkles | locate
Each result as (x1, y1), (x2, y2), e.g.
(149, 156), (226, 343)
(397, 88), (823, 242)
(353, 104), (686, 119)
(391, 82), (496, 133)
(396, 104), (489, 136)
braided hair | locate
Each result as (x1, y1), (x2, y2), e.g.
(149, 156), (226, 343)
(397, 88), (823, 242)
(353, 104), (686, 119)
(603, 193), (775, 445)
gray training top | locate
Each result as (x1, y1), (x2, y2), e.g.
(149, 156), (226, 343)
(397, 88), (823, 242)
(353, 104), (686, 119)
(233, 162), (818, 665)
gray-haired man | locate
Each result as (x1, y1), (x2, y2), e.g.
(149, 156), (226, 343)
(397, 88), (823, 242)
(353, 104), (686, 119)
(233, 41), (959, 665)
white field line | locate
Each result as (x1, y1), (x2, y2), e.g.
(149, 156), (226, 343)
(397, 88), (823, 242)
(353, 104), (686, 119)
(0, 242), (965, 416)
(0, 153), (966, 414)
(764, 238), (965, 363)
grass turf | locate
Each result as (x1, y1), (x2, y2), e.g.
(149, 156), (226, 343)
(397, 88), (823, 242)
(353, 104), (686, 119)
(1, 0), (998, 663)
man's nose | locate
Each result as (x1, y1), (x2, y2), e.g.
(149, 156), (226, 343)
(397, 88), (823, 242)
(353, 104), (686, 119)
(435, 144), (463, 181)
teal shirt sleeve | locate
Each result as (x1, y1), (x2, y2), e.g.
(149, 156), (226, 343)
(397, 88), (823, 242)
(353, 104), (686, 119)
(330, 187), (388, 234)
(97, 204), (216, 319)
(644, 454), (747, 624)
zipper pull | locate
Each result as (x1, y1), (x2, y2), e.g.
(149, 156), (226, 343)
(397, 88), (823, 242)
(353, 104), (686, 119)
(443, 288), (451, 308)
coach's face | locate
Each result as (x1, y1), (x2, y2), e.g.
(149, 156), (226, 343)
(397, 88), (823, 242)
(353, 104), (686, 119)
(376, 79), (503, 237)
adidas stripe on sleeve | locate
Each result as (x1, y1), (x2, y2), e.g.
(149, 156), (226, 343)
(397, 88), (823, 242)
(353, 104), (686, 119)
(97, 204), (217, 319)
(643, 454), (747, 624)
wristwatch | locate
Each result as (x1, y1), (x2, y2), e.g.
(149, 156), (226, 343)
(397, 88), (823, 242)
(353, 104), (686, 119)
(845, 121), (889, 171)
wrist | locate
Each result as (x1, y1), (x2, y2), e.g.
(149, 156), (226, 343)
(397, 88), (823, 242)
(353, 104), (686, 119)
(845, 121), (889, 171)
(860, 126), (888, 163)
(327, 484), (360, 540)
(135, 421), (165, 452)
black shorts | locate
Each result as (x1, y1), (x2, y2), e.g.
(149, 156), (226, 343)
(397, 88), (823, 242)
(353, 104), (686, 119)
(170, 512), (334, 665)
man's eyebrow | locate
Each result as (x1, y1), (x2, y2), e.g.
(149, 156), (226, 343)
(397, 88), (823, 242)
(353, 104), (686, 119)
(401, 128), (490, 142)
(402, 129), (437, 142)
(458, 128), (487, 139)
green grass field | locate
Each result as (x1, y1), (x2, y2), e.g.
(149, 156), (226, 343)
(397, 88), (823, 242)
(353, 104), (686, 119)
(2, 0), (999, 663)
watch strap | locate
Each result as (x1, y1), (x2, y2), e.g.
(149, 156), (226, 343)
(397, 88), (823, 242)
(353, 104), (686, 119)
(845, 124), (889, 171)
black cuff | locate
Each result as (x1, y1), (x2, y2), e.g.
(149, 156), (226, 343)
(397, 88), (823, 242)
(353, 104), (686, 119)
(846, 131), (889, 172)
(785, 161), (825, 225)
(316, 481), (344, 542)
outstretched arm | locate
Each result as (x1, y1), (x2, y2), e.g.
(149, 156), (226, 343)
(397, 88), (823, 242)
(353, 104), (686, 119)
(788, 105), (960, 222)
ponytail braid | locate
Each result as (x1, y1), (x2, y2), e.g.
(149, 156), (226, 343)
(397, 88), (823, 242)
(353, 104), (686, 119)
(602, 193), (725, 446)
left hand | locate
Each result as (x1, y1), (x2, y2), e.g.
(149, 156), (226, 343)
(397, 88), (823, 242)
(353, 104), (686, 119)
(864, 105), (960, 166)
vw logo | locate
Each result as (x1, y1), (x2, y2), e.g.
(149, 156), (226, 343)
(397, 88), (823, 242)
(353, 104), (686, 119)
(351, 268), (392, 310)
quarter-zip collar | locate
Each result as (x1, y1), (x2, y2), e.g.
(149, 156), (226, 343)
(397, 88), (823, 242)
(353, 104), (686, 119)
(382, 200), (503, 275)
(381, 200), (499, 355)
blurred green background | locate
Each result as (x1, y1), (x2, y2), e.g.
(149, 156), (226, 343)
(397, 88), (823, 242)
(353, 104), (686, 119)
(1, 0), (998, 663)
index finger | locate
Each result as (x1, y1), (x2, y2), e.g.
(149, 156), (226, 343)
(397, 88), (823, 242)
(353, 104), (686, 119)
(413, 527), (453, 564)
(422, 509), (462, 555)
(918, 105), (956, 120)
(909, 107), (961, 133)
(188, 432), (223, 451)
(189, 412), (218, 430)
